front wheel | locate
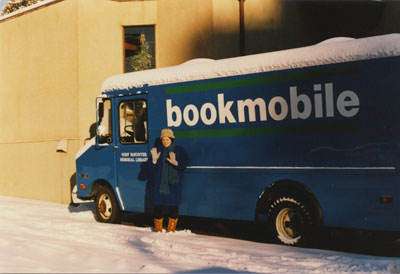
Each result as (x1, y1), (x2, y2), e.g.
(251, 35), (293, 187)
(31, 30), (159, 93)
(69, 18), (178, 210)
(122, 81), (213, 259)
(267, 196), (316, 246)
(95, 185), (122, 223)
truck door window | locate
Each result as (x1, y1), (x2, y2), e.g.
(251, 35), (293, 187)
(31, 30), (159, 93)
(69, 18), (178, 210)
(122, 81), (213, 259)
(97, 99), (113, 144)
(119, 99), (148, 144)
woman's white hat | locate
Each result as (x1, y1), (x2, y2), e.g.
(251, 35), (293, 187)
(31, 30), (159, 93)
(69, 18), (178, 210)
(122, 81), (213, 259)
(160, 128), (175, 139)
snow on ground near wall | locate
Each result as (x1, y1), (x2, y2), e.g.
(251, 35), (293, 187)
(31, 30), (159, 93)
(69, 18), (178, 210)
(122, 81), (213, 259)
(101, 34), (400, 92)
(0, 196), (400, 273)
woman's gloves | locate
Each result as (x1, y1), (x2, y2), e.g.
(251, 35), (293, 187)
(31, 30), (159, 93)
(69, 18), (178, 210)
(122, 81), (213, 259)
(151, 148), (178, 166)
(151, 147), (161, 164)
(167, 152), (178, 166)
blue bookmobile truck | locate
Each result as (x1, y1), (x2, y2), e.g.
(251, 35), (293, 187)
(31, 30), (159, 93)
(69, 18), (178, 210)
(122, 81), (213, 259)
(75, 34), (400, 246)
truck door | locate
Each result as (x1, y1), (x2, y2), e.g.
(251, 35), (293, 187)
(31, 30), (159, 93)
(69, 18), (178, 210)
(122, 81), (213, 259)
(114, 95), (149, 212)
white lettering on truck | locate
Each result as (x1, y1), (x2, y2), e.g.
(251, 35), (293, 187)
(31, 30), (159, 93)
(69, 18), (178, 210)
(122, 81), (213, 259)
(166, 83), (360, 127)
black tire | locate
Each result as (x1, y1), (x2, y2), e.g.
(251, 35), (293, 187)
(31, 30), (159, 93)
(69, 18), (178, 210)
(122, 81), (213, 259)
(95, 185), (122, 223)
(267, 196), (316, 246)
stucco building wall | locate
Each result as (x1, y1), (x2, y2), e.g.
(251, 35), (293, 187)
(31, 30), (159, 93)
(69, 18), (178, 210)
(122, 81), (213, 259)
(0, 0), (79, 203)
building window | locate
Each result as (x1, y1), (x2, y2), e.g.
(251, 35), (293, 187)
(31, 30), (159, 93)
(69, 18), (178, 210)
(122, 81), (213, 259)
(124, 26), (155, 73)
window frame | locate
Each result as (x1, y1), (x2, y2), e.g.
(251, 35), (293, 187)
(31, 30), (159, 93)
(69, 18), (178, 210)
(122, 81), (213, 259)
(123, 25), (156, 73)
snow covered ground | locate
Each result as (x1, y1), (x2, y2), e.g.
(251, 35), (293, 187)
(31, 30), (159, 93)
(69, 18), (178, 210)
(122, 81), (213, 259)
(1, 195), (400, 273)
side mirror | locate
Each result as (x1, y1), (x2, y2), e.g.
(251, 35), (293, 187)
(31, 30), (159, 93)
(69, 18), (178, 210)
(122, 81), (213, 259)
(97, 101), (104, 120)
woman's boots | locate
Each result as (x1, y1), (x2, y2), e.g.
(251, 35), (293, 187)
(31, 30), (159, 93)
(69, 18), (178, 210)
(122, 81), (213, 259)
(167, 218), (178, 233)
(154, 218), (163, 232)
(153, 218), (178, 232)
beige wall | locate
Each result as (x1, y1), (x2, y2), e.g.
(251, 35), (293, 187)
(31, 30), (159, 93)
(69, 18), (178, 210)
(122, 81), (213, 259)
(157, 0), (213, 67)
(0, 0), (79, 203)
(212, 0), (239, 58)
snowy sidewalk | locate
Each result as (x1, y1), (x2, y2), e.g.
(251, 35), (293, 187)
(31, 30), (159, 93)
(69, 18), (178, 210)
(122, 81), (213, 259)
(0, 195), (399, 273)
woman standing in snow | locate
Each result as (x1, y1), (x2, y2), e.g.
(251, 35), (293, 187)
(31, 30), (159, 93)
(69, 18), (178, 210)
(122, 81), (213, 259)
(148, 128), (189, 232)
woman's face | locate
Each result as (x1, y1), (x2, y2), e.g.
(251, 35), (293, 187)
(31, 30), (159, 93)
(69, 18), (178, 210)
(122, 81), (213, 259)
(161, 137), (172, 148)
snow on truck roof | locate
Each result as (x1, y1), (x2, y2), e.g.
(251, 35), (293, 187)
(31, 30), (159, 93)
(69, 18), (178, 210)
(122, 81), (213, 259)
(101, 34), (400, 93)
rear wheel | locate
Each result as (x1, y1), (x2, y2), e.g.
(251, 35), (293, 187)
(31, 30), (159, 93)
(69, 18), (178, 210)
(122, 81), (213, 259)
(267, 196), (316, 246)
(95, 185), (122, 223)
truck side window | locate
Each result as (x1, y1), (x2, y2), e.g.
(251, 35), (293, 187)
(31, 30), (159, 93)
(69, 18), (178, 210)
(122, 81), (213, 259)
(119, 99), (148, 144)
(97, 99), (113, 144)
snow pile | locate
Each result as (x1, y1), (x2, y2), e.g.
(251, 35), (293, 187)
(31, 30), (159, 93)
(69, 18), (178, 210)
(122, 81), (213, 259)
(101, 34), (400, 92)
(0, 0), (58, 21)
(0, 195), (399, 273)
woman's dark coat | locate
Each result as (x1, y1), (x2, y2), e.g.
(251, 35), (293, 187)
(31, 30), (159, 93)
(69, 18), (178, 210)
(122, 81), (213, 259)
(140, 143), (189, 206)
